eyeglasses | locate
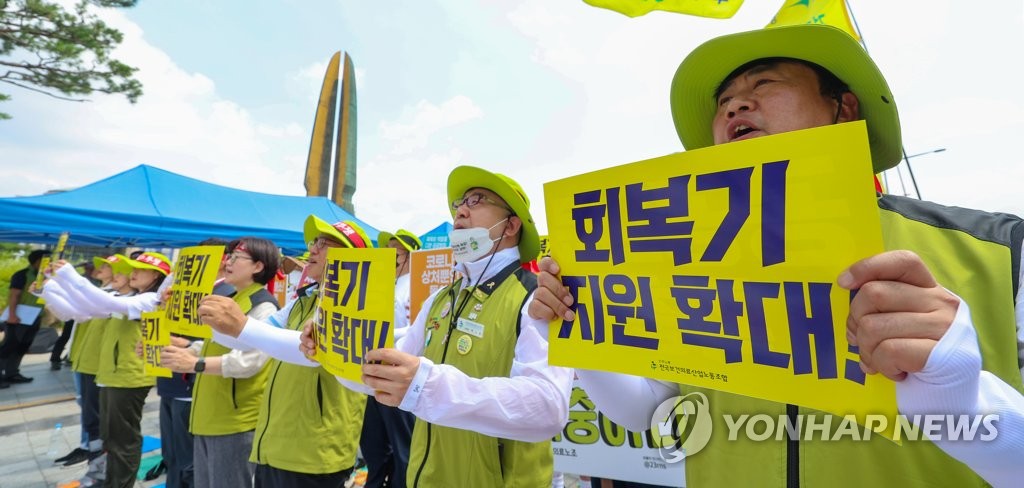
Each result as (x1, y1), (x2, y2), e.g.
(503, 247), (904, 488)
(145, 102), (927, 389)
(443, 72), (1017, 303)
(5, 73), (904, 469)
(451, 193), (512, 212)
(308, 236), (344, 251)
(226, 253), (253, 264)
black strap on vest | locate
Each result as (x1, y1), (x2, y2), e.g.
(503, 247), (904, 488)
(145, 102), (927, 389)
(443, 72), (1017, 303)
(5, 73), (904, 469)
(514, 267), (538, 339)
(247, 288), (281, 311)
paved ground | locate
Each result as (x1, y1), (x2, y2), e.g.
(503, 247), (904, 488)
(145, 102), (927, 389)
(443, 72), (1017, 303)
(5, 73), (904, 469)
(0, 354), (164, 488)
(0, 354), (588, 488)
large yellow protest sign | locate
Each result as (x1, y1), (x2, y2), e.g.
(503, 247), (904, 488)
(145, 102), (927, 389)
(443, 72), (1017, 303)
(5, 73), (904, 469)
(141, 311), (172, 378)
(409, 248), (454, 323)
(314, 247), (396, 382)
(165, 246), (224, 339)
(544, 122), (895, 432)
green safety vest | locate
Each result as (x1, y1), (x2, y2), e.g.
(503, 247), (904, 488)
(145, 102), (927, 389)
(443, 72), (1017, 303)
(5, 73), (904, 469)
(190, 283), (276, 436)
(408, 262), (553, 488)
(70, 318), (106, 375)
(95, 312), (156, 389)
(249, 287), (367, 474)
(682, 194), (1024, 488)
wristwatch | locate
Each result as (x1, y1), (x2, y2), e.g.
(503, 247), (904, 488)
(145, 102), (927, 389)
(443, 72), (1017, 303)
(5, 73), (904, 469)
(194, 358), (206, 373)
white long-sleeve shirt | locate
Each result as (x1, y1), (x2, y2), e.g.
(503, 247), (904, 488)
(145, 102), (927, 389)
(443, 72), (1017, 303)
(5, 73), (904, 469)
(392, 247), (573, 442)
(225, 249), (574, 442)
(190, 301), (276, 378)
(51, 264), (160, 319)
(393, 273), (412, 342)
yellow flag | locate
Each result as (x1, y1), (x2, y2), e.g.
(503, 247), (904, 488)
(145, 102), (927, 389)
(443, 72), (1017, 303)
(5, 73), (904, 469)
(584, 0), (744, 19)
(768, 0), (859, 40)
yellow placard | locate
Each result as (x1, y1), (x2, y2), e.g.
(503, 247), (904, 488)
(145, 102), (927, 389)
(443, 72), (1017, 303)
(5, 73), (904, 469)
(33, 232), (70, 302)
(165, 246), (224, 339)
(141, 311), (172, 378)
(544, 122), (896, 436)
(538, 235), (551, 260)
(409, 248), (454, 323)
(314, 247), (396, 382)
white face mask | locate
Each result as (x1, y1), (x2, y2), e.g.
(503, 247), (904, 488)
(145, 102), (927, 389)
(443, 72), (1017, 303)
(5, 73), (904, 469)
(449, 218), (508, 264)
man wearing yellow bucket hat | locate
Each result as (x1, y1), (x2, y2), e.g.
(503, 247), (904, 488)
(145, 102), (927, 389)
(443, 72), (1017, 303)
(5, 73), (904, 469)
(529, 24), (1024, 488)
(199, 215), (371, 488)
(358, 229), (420, 488)
(324, 166), (573, 487)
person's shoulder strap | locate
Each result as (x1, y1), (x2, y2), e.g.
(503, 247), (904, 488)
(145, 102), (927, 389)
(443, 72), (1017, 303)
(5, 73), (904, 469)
(513, 266), (538, 339)
(880, 193), (1024, 306)
(249, 288), (281, 311)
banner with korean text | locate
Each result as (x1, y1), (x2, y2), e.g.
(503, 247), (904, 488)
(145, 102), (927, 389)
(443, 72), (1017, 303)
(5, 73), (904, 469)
(544, 122), (896, 433)
(314, 247), (396, 382)
(141, 311), (172, 378)
(410, 248), (455, 323)
(554, 382), (685, 486)
(165, 246), (225, 339)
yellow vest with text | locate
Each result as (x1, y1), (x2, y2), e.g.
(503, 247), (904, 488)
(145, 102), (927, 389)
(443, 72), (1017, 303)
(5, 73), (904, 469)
(682, 194), (1024, 488)
(249, 288), (366, 474)
(408, 263), (553, 488)
(190, 284), (276, 436)
(95, 312), (156, 389)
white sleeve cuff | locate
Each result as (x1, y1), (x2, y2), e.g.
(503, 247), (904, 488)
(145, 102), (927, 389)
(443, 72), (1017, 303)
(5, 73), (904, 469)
(898, 299), (981, 415)
(398, 356), (434, 412)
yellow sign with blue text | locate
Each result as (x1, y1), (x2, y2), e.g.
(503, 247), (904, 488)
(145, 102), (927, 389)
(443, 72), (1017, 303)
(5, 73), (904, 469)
(165, 246), (225, 339)
(314, 247), (396, 383)
(544, 122), (896, 436)
(141, 311), (172, 378)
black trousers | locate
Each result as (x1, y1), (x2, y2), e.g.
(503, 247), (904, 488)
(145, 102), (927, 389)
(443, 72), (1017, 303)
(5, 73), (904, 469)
(254, 464), (353, 488)
(0, 321), (39, 377)
(159, 397), (195, 488)
(50, 320), (74, 363)
(79, 372), (101, 447)
(360, 396), (415, 488)
(100, 386), (150, 488)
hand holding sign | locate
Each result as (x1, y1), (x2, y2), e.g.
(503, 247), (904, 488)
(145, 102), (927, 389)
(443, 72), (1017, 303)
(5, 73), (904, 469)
(528, 256), (576, 322)
(839, 250), (959, 381)
(299, 322), (319, 362)
(197, 295), (247, 338)
(362, 348), (420, 407)
(160, 344), (200, 373)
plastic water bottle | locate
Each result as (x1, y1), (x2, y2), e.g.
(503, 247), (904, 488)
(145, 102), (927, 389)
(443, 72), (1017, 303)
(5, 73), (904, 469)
(46, 422), (67, 459)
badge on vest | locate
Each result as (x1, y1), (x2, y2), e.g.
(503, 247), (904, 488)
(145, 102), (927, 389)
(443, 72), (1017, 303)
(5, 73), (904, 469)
(456, 317), (484, 338)
(439, 301), (452, 318)
(456, 335), (473, 355)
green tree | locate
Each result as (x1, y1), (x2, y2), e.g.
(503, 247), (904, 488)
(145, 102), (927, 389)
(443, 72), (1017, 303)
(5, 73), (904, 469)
(0, 0), (142, 120)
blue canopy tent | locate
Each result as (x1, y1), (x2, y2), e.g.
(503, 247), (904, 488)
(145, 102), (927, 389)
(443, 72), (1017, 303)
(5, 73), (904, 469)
(419, 222), (452, 249)
(0, 164), (379, 255)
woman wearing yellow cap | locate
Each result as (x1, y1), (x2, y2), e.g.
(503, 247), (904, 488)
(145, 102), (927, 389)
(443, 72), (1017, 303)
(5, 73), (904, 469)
(42, 255), (129, 470)
(46, 252), (170, 487)
(198, 216), (373, 488)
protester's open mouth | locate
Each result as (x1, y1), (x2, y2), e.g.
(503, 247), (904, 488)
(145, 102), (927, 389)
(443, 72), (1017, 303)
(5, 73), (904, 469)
(731, 124), (758, 141)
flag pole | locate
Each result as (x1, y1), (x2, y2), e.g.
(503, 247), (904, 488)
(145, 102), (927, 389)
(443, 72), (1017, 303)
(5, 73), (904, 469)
(843, 0), (922, 199)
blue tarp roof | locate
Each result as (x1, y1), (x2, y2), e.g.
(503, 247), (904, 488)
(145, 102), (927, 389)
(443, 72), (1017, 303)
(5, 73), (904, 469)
(0, 164), (378, 255)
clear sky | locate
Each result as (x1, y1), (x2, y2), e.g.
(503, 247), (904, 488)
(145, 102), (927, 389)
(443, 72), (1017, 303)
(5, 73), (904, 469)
(1, 1), (1022, 236)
